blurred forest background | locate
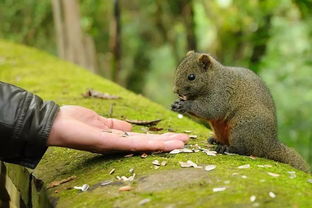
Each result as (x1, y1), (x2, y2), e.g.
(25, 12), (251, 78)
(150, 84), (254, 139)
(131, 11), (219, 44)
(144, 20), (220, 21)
(0, 0), (311, 166)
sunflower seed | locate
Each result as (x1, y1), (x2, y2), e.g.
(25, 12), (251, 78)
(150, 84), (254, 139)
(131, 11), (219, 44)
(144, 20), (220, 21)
(250, 195), (256, 202)
(204, 165), (216, 171)
(267, 172), (280, 177)
(119, 185), (132, 191)
(73, 184), (89, 192)
(213, 187), (226, 192)
(238, 164), (250, 169)
(140, 153), (148, 158)
(269, 192), (276, 198)
(257, 164), (272, 168)
(101, 180), (113, 186)
(138, 198), (151, 206)
(109, 168), (116, 175)
(152, 160), (160, 166)
(161, 161), (167, 166)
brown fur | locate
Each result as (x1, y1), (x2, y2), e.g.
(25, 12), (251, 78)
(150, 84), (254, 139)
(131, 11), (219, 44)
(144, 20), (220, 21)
(171, 51), (310, 172)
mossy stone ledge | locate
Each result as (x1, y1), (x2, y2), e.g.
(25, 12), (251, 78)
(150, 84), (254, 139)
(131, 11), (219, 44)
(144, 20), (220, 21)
(0, 40), (311, 208)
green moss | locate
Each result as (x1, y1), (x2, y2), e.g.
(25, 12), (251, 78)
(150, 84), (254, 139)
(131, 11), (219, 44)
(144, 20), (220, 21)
(0, 40), (311, 208)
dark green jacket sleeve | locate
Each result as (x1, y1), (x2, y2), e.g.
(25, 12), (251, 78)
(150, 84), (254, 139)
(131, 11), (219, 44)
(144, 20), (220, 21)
(0, 81), (59, 168)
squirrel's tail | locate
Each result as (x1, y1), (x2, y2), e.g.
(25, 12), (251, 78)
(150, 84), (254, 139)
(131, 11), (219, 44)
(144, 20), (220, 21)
(267, 143), (310, 173)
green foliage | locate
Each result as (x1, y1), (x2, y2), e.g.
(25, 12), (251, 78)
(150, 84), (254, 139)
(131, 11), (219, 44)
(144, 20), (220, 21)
(0, 0), (311, 165)
(1, 41), (311, 208)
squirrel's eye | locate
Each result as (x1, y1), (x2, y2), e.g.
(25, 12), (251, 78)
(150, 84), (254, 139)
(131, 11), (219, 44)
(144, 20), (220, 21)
(188, 74), (196, 81)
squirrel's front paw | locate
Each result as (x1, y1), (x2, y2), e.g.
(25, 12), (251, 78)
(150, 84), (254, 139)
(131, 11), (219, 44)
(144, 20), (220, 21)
(171, 99), (188, 113)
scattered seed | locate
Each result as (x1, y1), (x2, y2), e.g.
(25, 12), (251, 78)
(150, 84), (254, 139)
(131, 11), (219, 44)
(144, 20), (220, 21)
(287, 171), (296, 179)
(241, 175), (248, 179)
(224, 180), (230, 184)
(109, 168), (116, 175)
(169, 148), (193, 154)
(129, 168), (134, 174)
(122, 132), (129, 137)
(101, 180), (113, 186)
(119, 185), (132, 191)
(259, 179), (266, 183)
(124, 154), (134, 158)
(204, 165), (216, 172)
(73, 184), (89, 192)
(179, 160), (198, 168)
(224, 152), (237, 155)
(152, 160), (160, 166)
(238, 164), (250, 169)
(203, 149), (217, 156)
(178, 114), (183, 119)
(140, 153), (148, 158)
(307, 179), (312, 183)
(116, 176), (121, 180)
(232, 173), (239, 176)
(138, 198), (151, 206)
(148, 126), (163, 131)
(257, 164), (272, 168)
(267, 172), (280, 177)
(250, 195), (256, 202)
(184, 130), (192, 133)
(154, 166), (160, 169)
(213, 187), (226, 192)
(161, 161), (167, 166)
(249, 155), (257, 160)
(269, 192), (276, 198)
(189, 135), (198, 139)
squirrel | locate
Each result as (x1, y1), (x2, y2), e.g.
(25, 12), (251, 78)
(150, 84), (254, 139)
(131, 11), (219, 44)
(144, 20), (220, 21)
(171, 51), (309, 172)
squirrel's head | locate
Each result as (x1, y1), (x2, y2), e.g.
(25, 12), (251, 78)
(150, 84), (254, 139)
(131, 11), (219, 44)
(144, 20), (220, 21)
(173, 51), (218, 100)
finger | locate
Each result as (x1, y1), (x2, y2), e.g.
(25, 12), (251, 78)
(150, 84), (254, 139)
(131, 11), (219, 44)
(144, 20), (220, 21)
(99, 117), (132, 131)
(101, 133), (185, 152)
(108, 130), (189, 143)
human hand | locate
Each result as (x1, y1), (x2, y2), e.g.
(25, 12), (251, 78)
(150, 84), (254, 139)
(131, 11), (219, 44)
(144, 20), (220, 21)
(47, 105), (189, 153)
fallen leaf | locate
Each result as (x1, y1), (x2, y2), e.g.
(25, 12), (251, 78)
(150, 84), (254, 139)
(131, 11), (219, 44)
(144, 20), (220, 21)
(125, 119), (162, 126)
(47, 176), (77, 189)
(82, 89), (120, 99)
(148, 126), (163, 131)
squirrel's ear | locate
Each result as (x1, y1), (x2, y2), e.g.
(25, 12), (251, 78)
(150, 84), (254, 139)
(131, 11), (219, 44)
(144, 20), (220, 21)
(186, 50), (195, 56)
(198, 54), (211, 70)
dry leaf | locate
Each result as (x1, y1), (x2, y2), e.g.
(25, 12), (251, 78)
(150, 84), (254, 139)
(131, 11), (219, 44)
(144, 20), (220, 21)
(82, 89), (120, 99)
(125, 119), (162, 126)
(47, 176), (76, 189)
